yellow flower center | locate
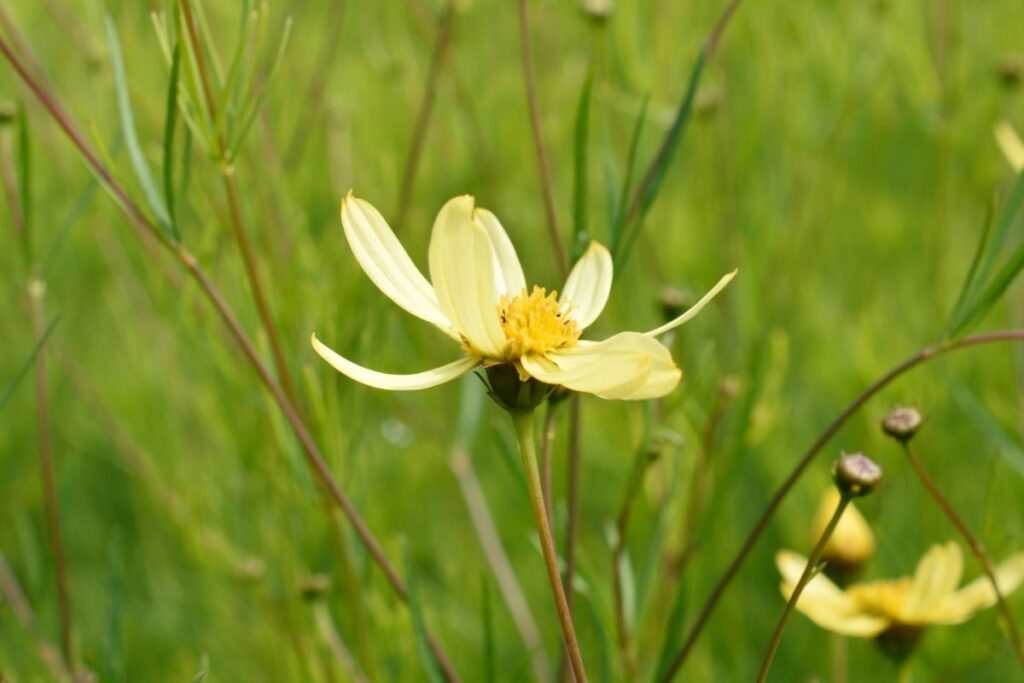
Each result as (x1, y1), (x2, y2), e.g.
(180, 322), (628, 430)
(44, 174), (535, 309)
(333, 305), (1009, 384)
(498, 286), (580, 359)
(848, 578), (914, 621)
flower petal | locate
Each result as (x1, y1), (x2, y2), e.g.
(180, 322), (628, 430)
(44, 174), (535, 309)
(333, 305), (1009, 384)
(560, 242), (613, 330)
(903, 542), (964, 622)
(473, 208), (527, 296)
(311, 334), (478, 391)
(341, 193), (458, 340)
(776, 550), (889, 637)
(936, 552), (1024, 624)
(429, 196), (508, 358)
(521, 332), (679, 400)
(995, 121), (1024, 172)
(645, 270), (737, 337)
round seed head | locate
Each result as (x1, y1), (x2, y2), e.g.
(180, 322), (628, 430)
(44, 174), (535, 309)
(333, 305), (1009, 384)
(882, 406), (923, 442)
(833, 452), (883, 498)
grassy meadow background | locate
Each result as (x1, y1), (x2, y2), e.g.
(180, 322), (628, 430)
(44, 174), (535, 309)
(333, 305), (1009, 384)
(2, 0), (1024, 680)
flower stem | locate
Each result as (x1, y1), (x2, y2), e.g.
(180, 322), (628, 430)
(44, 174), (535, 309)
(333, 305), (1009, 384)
(757, 493), (851, 683)
(511, 411), (588, 683)
(901, 442), (1024, 664)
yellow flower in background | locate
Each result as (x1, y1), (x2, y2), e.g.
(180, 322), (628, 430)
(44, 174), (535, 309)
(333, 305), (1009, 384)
(776, 542), (1024, 648)
(995, 120), (1024, 172)
(811, 488), (875, 579)
(311, 193), (735, 400)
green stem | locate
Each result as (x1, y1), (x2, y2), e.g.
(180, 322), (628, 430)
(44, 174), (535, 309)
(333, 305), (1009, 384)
(512, 411), (588, 683)
(756, 493), (851, 683)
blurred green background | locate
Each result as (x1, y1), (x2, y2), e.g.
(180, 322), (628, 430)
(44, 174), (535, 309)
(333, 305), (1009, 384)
(2, 0), (1024, 680)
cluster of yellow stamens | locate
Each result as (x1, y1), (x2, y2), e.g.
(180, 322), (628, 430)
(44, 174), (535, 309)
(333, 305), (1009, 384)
(498, 286), (581, 359)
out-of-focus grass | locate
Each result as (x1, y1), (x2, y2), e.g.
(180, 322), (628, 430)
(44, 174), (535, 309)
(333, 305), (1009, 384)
(2, 0), (1024, 680)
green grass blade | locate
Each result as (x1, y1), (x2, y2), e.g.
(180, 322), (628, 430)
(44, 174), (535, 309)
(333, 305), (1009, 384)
(105, 16), (174, 237)
(162, 42), (182, 239)
(948, 171), (1024, 336)
(15, 104), (32, 263)
(481, 577), (496, 681)
(610, 94), (649, 258)
(945, 194), (995, 336)
(571, 68), (595, 262)
(650, 581), (689, 683)
(403, 546), (445, 683)
(618, 46), (709, 267)
(0, 316), (59, 412)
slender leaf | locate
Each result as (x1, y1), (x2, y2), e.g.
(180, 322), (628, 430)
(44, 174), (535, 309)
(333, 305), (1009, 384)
(15, 104), (32, 263)
(618, 45), (710, 267)
(651, 581), (689, 683)
(227, 17), (292, 159)
(403, 545), (444, 683)
(105, 17), (174, 237)
(481, 577), (496, 681)
(0, 316), (59, 412)
(945, 195), (996, 335)
(571, 68), (595, 262)
(948, 171), (1024, 336)
(162, 43), (182, 239)
(610, 94), (649, 257)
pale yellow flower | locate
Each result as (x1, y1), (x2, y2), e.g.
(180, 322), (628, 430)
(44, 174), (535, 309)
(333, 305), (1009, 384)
(776, 542), (1024, 638)
(811, 488), (875, 572)
(311, 193), (735, 399)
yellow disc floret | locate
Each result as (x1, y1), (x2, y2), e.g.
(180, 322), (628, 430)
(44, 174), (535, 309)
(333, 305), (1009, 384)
(498, 286), (581, 359)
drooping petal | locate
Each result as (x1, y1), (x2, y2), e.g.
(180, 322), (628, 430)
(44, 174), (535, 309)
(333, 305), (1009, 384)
(341, 193), (458, 340)
(995, 121), (1024, 172)
(617, 339), (682, 400)
(936, 552), (1024, 624)
(903, 542), (964, 622)
(645, 270), (738, 337)
(521, 332), (680, 400)
(560, 242), (613, 330)
(311, 334), (478, 391)
(473, 208), (527, 296)
(428, 196), (508, 358)
(776, 550), (889, 637)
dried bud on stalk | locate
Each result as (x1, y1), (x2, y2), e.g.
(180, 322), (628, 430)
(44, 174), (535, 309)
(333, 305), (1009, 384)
(299, 573), (332, 601)
(581, 0), (612, 21)
(658, 286), (693, 324)
(833, 452), (882, 498)
(882, 406), (922, 443)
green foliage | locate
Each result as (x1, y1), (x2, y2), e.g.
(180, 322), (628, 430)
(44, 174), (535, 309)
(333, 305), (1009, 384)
(2, 1), (1024, 681)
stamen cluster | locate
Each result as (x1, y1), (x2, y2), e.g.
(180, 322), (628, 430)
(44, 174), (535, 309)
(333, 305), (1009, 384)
(498, 286), (580, 359)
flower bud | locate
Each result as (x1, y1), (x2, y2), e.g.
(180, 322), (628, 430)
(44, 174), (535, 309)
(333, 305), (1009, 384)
(881, 406), (922, 443)
(812, 488), (875, 584)
(658, 286), (693, 324)
(581, 0), (612, 21)
(832, 452), (882, 498)
(484, 363), (554, 413)
(299, 573), (332, 601)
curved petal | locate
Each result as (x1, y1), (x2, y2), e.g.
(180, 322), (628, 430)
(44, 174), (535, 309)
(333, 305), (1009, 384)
(995, 121), (1024, 172)
(520, 332), (678, 400)
(341, 193), (458, 340)
(776, 550), (889, 637)
(560, 242), (613, 330)
(473, 208), (527, 296)
(903, 542), (964, 622)
(937, 552), (1024, 624)
(645, 270), (737, 337)
(311, 334), (478, 391)
(429, 196), (508, 358)
(617, 339), (682, 400)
